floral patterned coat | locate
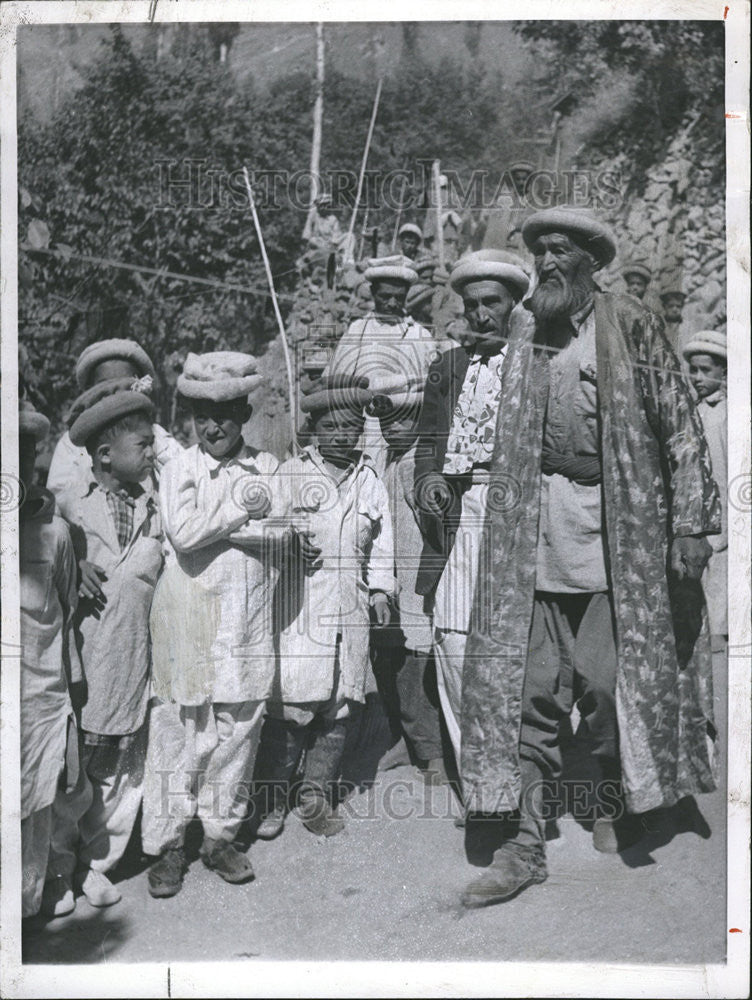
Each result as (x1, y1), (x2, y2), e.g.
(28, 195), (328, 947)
(461, 293), (722, 816)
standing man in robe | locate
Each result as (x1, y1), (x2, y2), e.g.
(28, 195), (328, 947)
(413, 250), (530, 764)
(459, 207), (720, 908)
(326, 256), (436, 474)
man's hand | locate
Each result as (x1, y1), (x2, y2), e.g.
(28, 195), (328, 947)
(78, 560), (107, 600)
(371, 592), (391, 627)
(417, 472), (451, 517)
(670, 536), (712, 581)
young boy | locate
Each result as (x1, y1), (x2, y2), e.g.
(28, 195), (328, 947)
(55, 378), (163, 908)
(683, 331), (728, 642)
(253, 374), (395, 839)
(370, 387), (446, 782)
(142, 352), (284, 898)
(18, 401), (82, 919)
(47, 338), (181, 497)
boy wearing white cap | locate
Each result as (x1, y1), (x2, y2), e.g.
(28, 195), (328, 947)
(398, 222), (423, 261)
(54, 379), (163, 909)
(143, 352), (284, 897)
(684, 330), (728, 642)
(47, 338), (181, 498)
(18, 400), (83, 919)
(252, 375), (395, 839)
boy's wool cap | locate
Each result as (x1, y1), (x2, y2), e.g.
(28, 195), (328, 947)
(682, 330), (727, 362)
(300, 374), (372, 415)
(522, 207), (617, 268)
(660, 289), (687, 303)
(398, 223), (423, 240)
(449, 249), (530, 299)
(177, 351), (263, 401)
(364, 255), (418, 286)
(68, 377), (154, 447)
(621, 260), (652, 282)
(413, 255), (436, 277)
(18, 399), (50, 441)
(406, 283), (434, 312)
(75, 338), (156, 390)
(364, 373), (424, 418)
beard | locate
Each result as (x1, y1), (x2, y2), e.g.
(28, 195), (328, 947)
(528, 263), (595, 342)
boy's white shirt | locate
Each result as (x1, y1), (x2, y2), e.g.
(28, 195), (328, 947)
(274, 444), (396, 705)
(152, 441), (282, 706)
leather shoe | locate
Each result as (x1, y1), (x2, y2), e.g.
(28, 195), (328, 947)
(461, 843), (547, 908)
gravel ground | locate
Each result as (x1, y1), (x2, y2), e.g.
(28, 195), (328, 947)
(22, 760), (726, 967)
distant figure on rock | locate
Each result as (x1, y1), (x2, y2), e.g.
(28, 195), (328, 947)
(620, 261), (652, 301)
(660, 289), (688, 354)
(397, 222), (423, 261)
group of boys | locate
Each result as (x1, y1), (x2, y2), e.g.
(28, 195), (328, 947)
(18, 207), (728, 918)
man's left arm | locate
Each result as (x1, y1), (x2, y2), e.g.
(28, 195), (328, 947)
(638, 312), (721, 579)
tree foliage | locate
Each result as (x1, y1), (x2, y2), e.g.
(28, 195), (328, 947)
(514, 21), (725, 182)
(19, 23), (540, 430)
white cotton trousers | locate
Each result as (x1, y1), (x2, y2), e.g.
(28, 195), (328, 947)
(49, 727), (145, 876)
(141, 699), (265, 856)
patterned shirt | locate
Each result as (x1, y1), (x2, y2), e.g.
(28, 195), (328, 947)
(443, 348), (506, 475)
(104, 487), (139, 550)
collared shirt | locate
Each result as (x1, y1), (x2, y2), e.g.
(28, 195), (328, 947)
(56, 478), (164, 735)
(151, 442), (282, 706)
(103, 485), (140, 549)
(443, 347), (506, 475)
(535, 306), (609, 593)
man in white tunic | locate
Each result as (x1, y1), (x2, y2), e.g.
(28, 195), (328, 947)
(143, 352), (286, 898)
(413, 251), (530, 763)
(326, 256), (438, 475)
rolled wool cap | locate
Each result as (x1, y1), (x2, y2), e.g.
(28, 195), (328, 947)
(18, 399), (50, 441)
(68, 377), (154, 447)
(621, 260), (652, 282)
(300, 373), (373, 415)
(398, 223), (423, 241)
(177, 351), (263, 402)
(406, 283), (434, 311)
(75, 338), (156, 390)
(660, 289), (687, 304)
(682, 329), (727, 361)
(521, 207), (617, 268)
(449, 249), (530, 299)
(364, 254), (418, 286)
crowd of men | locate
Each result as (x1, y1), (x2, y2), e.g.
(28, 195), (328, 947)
(18, 204), (727, 921)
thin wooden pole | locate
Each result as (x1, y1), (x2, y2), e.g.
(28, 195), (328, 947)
(344, 77), (383, 264)
(242, 166), (298, 454)
(303, 23), (325, 241)
(432, 160), (445, 270)
(391, 173), (408, 251)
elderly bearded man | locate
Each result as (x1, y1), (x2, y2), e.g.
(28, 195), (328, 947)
(459, 207), (721, 908)
(413, 250), (530, 764)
